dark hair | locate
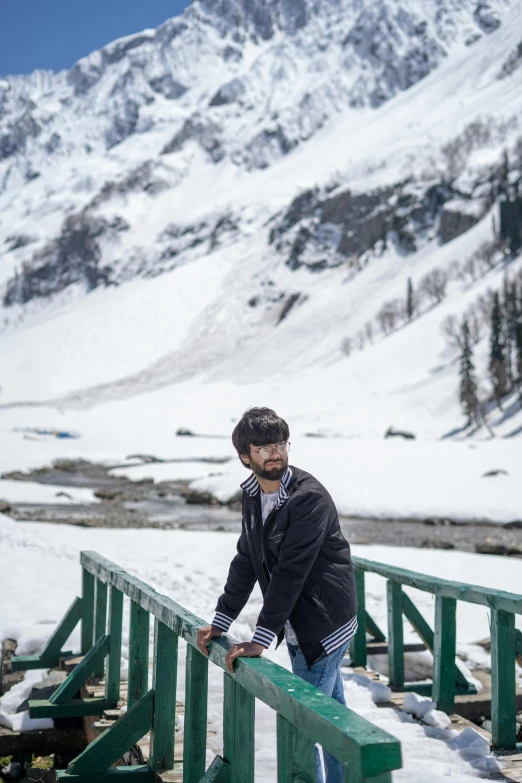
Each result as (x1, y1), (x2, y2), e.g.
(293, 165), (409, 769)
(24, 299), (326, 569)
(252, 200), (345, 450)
(232, 407), (290, 460)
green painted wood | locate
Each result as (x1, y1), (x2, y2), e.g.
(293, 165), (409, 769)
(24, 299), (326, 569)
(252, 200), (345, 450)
(223, 675), (255, 783)
(183, 644), (208, 783)
(401, 593), (474, 693)
(277, 714), (315, 783)
(57, 766), (155, 783)
(128, 601), (150, 709)
(362, 773), (392, 783)
(51, 635), (110, 704)
(150, 620), (178, 771)
(200, 756), (230, 783)
(491, 609), (517, 749)
(11, 652), (74, 672)
(106, 586), (124, 704)
(386, 581), (404, 688)
(351, 570), (367, 667)
(80, 551), (401, 779)
(81, 570), (95, 655)
(432, 596), (456, 714)
(515, 628), (522, 667)
(366, 611), (386, 643)
(29, 698), (116, 718)
(94, 580), (108, 678)
(44, 596), (83, 655)
(68, 689), (154, 774)
(353, 557), (522, 614)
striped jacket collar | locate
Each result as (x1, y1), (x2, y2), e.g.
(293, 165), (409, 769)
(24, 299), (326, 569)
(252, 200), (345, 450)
(241, 466), (293, 510)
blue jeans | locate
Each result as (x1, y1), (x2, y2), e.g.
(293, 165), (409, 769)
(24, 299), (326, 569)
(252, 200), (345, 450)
(287, 641), (350, 783)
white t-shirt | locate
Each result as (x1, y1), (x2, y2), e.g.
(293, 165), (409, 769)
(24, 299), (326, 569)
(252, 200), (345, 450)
(260, 488), (298, 647)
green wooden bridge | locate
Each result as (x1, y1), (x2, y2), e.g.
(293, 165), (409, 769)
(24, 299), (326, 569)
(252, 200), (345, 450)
(10, 551), (522, 782)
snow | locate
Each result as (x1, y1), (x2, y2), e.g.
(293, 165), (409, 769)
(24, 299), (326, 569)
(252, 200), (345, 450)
(1, 512), (519, 780)
(0, 479), (99, 505)
(1, 4), (522, 778)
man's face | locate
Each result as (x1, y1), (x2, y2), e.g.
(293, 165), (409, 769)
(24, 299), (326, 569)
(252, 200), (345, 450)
(242, 442), (288, 481)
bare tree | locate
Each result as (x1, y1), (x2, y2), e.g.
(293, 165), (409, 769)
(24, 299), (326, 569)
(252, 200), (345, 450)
(419, 267), (448, 304)
(441, 314), (463, 351)
(341, 337), (353, 357)
(356, 330), (366, 351)
(377, 299), (401, 335)
(364, 321), (374, 345)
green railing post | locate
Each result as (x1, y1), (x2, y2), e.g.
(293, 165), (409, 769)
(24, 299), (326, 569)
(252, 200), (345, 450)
(183, 645), (209, 783)
(351, 569), (367, 667)
(432, 596), (456, 714)
(150, 620), (178, 771)
(223, 675), (255, 783)
(105, 586), (123, 704)
(386, 581), (404, 688)
(81, 569), (95, 655)
(491, 609), (516, 749)
(277, 714), (315, 783)
(94, 579), (108, 678)
(128, 601), (150, 709)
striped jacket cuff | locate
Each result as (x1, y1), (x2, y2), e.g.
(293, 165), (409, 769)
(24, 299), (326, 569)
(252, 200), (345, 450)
(252, 626), (277, 648)
(211, 612), (233, 633)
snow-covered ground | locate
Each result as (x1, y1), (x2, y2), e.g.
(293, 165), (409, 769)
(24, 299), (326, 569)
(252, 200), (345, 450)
(1, 511), (519, 780)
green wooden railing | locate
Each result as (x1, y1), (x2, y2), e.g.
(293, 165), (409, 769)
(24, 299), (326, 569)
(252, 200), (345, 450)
(15, 551), (401, 783)
(350, 556), (522, 750)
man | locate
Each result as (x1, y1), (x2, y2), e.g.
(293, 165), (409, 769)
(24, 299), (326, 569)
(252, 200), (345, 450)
(197, 407), (357, 783)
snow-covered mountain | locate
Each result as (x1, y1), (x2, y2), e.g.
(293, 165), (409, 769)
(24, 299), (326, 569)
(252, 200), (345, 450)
(0, 0), (521, 441)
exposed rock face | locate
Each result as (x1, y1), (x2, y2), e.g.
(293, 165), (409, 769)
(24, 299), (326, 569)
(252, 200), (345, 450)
(3, 212), (118, 305)
(269, 181), (453, 270)
(162, 115), (225, 162)
(438, 206), (482, 244)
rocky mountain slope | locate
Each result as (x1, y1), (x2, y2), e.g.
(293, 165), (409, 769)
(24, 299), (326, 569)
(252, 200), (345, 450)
(0, 0), (521, 439)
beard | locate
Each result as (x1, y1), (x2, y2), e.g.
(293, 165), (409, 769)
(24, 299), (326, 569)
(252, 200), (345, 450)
(251, 455), (288, 481)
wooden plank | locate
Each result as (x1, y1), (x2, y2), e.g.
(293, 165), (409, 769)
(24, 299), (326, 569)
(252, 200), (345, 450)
(183, 644), (208, 783)
(82, 569), (95, 655)
(387, 581), (404, 689)
(80, 551), (401, 779)
(44, 596), (83, 656)
(352, 557), (522, 614)
(106, 587), (124, 705)
(11, 652), (74, 672)
(200, 757), (230, 783)
(277, 714), (315, 783)
(432, 596), (456, 714)
(150, 620), (178, 771)
(128, 601), (150, 709)
(491, 609), (517, 750)
(67, 689), (154, 774)
(223, 675), (255, 783)
(29, 697), (116, 718)
(58, 765), (155, 783)
(351, 570), (367, 667)
(401, 592), (474, 693)
(366, 611), (386, 643)
(51, 635), (110, 704)
(95, 581), (108, 679)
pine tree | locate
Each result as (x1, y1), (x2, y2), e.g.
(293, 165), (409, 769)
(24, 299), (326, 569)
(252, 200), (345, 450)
(489, 291), (509, 407)
(516, 283), (522, 393)
(459, 319), (479, 425)
(406, 278), (415, 320)
(502, 276), (517, 383)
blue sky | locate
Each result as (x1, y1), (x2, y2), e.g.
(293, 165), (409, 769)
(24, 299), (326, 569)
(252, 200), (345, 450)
(0, 1), (191, 77)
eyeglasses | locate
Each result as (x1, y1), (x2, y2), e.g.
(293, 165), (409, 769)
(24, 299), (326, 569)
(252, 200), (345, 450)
(251, 441), (291, 460)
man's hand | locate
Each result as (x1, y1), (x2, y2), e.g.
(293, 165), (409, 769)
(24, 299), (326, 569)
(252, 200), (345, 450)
(225, 642), (264, 673)
(197, 625), (223, 657)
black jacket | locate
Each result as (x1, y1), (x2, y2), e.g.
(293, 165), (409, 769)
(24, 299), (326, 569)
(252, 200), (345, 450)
(214, 466), (357, 666)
